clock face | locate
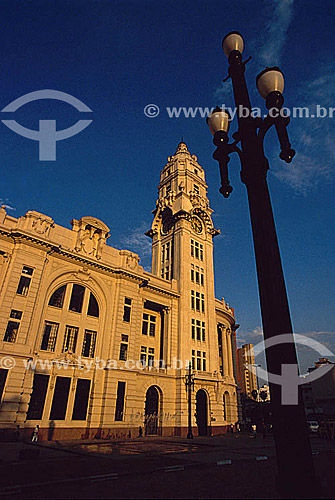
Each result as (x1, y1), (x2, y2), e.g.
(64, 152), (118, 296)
(162, 217), (174, 234)
(191, 217), (202, 234)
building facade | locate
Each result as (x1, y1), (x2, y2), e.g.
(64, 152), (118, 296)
(0, 142), (239, 440)
(237, 344), (257, 398)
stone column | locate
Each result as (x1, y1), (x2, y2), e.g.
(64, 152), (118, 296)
(226, 329), (234, 379)
(221, 325), (229, 377)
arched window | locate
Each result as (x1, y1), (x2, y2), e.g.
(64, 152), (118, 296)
(69, 284), (85, 313)
(87, 292), (99, 318)
(48, 285), (67, 308)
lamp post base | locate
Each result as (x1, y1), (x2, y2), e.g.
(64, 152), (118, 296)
(187, 430), (194, 439)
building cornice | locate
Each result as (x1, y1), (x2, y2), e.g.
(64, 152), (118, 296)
(0, 228), (180, 299)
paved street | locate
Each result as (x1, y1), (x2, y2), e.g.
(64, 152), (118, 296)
(0, 434), (334, 499)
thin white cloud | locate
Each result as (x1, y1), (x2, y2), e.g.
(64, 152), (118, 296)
(272, 67), (335, 193)
(120, 222), (152, 259)
(0, 198), (16, 211)
(256, 0), (294, 67)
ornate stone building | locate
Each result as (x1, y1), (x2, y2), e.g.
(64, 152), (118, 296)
(0, 142), (238, 440)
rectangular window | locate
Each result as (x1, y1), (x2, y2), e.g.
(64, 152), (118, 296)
(123, 297), (132, 322)
(69, 284), (85, 313)
(165, 266), (170, 280)
(192, 350), (195, 370)
(0, 369), (8, 403)
(119, 336), (129, 361)
(142, 313), (156, 337)
(200, 269), (204, 286)
(27, 374), (49, 420)
(4, 320), (19, 343)
(201, 293), (205, 313)
(195, 266), (200, 284)
(162, 242), (170, 262)
(82, 330), (97, 358)
(72, 379), (91, 420)
(148, 347), (154, 367)
(202, 321), (206, 342)
(191, 240), (203, 261)
(196, 292), (200, 311)
(140, 346), (147, 366)
(115, 381), (126, 421)
(191, 319), (195, 340)
(62, 325), (78, 353)
(191, 290), (195, 310)
(191, 264), (195, 282)
(16, 276), (31, 296)
(197, 350), (202, 371)
(196, 320), (201, 340)
(50, 376), (71, 420)
(119, 342), (128, 361)
(194, 184), (199, 194)
(10, 310), (22, 319)
(166, 184), (171, 195)
(40, 321), (59, 351)
(202, 352), (207, 372)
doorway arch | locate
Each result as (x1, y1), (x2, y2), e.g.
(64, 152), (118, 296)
(196, 389), (208, 436)
(144, 386), (160, 435)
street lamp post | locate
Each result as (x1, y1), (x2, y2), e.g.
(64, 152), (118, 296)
(185, 362), (195, 439)
(207, 32), (319, 498)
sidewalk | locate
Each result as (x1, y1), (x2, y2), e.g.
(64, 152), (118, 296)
(0, 434), (333, 498)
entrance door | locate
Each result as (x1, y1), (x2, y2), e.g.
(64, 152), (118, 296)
(196, 389), (208, 436)
(145, 386), (159, 435)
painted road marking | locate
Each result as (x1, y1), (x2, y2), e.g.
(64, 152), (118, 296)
(216, 459), (232, 465)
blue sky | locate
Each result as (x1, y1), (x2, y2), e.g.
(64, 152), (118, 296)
(0, 0), (334, 372)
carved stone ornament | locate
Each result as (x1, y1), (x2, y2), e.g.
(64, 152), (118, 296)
(72, 267), (91, 281)
(72, 216), (110, 260)
(120, 250), (140, 270)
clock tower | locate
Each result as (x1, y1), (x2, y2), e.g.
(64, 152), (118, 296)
(146, 142), (225, 374)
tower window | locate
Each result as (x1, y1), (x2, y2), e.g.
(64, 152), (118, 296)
(194, 184), (200, 194)
(191, 240), (203, 261)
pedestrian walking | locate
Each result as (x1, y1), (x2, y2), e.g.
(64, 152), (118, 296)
(230, 423), (234, 434)
(251, 423), (257, 438)
(31, 424), (39, 443)
(138, 426), (143, 438)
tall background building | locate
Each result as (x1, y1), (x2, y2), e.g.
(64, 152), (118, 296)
(237, 343), (258, 398)
(0, 142), (239, 440)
